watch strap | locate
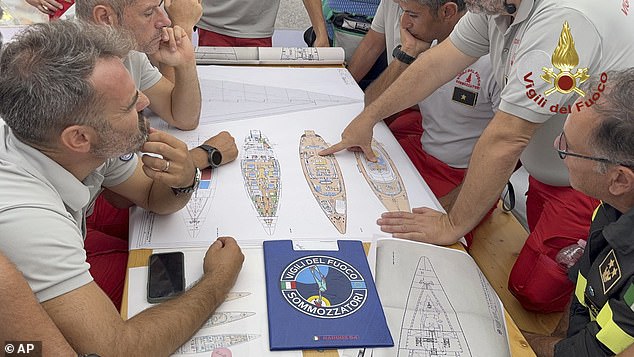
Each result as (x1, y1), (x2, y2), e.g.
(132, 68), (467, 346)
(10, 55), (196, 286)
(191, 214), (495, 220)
(171, 167), (202, 195)
(198, 144), (222, 168)
(392, 45), (416, 65)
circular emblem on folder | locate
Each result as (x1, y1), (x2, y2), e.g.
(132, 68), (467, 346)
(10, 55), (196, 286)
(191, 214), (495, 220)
(279, 255), (368, 319)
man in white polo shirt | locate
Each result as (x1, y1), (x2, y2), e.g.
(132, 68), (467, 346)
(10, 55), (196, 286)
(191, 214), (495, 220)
(0, 21), (243, 355)
(77, 0), (202, 131)
(349, 0), (500, 246)
(323, 0), (634, 313)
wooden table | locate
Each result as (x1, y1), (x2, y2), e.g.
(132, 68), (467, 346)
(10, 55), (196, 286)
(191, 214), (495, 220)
(470, 205), (563, 337)
(122, 237), (536, 356)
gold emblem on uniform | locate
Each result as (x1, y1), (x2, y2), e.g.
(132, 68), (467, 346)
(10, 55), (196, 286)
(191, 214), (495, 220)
(599, 249), (621, 294)
(541, 21), (590, 96)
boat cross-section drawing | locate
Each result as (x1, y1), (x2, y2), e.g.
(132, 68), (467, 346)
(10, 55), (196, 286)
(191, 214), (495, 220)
(356, 139), (410, 212)
(241, 130), (281, 235)
(399, 256), (469, 357)
(299, 130), (347, 234)
(182, 167), (217, 239)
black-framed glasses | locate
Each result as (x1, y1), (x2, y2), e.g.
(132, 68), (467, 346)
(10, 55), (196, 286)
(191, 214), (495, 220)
(556, 132), (633, 169)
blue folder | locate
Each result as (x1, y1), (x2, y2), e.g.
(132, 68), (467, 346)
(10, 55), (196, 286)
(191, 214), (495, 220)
(263, 240), (393, 350)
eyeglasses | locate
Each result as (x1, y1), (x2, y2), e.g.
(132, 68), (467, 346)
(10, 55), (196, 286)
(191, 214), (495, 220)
(556, 132), (633, 169)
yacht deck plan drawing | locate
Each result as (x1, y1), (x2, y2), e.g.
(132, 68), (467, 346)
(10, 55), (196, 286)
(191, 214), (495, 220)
(130, 86), (440, 249)
(399, 256), (468, 356)
(356, 139), (410, 212)
(299, 130), (347, 234)
(182, 167), (217, 239)
(373, 239), (511, 357)
(241, 130), (281, 235)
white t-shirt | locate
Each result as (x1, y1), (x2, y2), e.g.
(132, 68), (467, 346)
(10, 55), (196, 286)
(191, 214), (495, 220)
(0, 120), (138, 302)
(370, 0), (402, 65)
(450, 0), (634, 185)
(198, 0), (281, 38)
(421, 55), (500, 168)
(372, 0), (500, 167)
(123, 50), (162, 92)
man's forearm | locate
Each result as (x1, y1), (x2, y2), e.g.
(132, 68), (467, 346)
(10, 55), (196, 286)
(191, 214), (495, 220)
(146, 179), (192, 215)
(302, 0), (328, 45)
(363, 39), (474, 127)
(347, 30), (385, 82)
(119, 273), (228, 356)
(0, 256), (76, 356)
(447, 112), (538, 240)
(171, 61), (202, 130)
(364, 59), (409, 106)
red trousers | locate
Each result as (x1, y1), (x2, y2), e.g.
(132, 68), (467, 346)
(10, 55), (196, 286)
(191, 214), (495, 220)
(198, 29), (272, 47)
(85, 194), (130, 310)
(389, 110), (494, 247)
(508, 176), (599, 312)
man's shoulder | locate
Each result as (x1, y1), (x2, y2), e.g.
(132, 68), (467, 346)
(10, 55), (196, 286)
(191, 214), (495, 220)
(0, 159), (65, 211)
(123, 50), (151, 68)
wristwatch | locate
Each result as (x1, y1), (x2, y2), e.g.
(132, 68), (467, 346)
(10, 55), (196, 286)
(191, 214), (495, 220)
(392, 45), (416, 65)
(172, 167), (201, 195)
(197, 144), (223, 169)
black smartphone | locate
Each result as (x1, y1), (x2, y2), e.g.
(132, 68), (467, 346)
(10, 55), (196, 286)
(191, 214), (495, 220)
(147, 252), (185, 303)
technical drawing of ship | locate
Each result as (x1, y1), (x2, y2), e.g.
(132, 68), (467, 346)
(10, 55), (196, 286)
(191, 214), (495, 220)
(175, 334), (260, 354)
(398, 257), (470, 357)
(225, 292), (250, 301)
(181, 167), (217, 239)
(356, 139), (410, 212)
(299, 130), (347, 234)
(202, 311), (255, 329)
(199, 78), (360, 124)
(241, 130), (281, 235)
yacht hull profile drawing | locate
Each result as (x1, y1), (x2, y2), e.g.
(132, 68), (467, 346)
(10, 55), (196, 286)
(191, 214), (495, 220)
(175, 334), (260, 354)
(299, 130), (347, 234)
(182, 167), (217, 239)
(198, 79), (359, 124)
(399, 256), (469, 357)
(241, 130), (281, 235)
(355, 139), (410, 212)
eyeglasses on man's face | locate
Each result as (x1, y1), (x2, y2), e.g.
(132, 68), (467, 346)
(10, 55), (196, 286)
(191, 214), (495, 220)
(556, 132), (633, 169)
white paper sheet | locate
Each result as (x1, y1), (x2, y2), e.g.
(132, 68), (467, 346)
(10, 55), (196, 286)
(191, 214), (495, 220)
(130, 109), (439, 249)
(191, 66), (363, 125)
(195, 47), (345, 65)
(372, 239), (511, 357)
(126, 246), (302, 357)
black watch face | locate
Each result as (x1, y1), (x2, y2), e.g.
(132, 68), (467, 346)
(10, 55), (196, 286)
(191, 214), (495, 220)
(211, 149), (222, 166)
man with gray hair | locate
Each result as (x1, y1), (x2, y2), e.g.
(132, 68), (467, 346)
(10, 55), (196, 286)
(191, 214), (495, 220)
(0, 20), (244, 355)
(76, 0), (201, 131)
(76, 0), (237, 308)
(524, 68), (634, 356)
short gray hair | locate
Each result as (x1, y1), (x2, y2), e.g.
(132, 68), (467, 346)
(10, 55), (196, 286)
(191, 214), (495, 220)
(76, 0), (136, 22)
(0, 20), (135, 147)
(589, 68), (634, 171)
(400, 0), (467, 14)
